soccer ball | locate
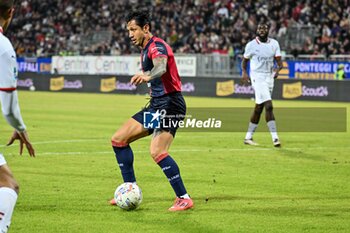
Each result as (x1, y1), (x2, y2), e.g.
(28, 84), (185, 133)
(114, 182), (142, 210)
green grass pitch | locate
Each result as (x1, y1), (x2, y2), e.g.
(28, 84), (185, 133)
(1, 91), (349, 233)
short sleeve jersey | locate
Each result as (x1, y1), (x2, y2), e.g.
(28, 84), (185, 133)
(141, 36), (182, 97)
(0, 27), (17, 91)
(243, 37), (281, 74)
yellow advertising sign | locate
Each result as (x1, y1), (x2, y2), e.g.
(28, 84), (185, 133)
(100, 77), (116, 92)
(283, 82), (302, 99)
(216, 80), (234, 96)
(50, 76), (65, 91)
(278, 61), (289, 79)
(40, 63), (52, 73)
(294, 72), (334, 80)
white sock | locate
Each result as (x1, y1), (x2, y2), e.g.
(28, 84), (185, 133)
(180, 194), (190, 199)
(245, 122), (258, 140)
(267, 120), (279, 141)
(0, 187), (18, 233)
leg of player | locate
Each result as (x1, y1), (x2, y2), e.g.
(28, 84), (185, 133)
(264, 100), (281, 147)
(150, 130), (193, 211)
(244, 103), (264, 146)
(109, 118), (149, 205)
(0, 158), (19, 233)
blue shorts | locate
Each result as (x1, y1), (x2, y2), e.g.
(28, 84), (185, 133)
(132, 92), (186, 137)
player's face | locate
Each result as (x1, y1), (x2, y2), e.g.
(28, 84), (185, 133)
(257, 24), (269, 39)
(127, 20), (146, 47)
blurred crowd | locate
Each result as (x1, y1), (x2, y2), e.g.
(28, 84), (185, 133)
(6, 0), (350, 57)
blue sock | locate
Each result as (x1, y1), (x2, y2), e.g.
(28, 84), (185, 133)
(157, 155), (187, 197)
(113, 145), (136, 183)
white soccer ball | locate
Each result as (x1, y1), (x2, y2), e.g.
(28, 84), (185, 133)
(29, 85), (36, 91)
(114, 182), (142, 210)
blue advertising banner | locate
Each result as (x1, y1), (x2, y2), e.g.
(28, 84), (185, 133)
(237, 58), (350, 80)
(17, 57), (52, 73)
(286, 61), (350, 79)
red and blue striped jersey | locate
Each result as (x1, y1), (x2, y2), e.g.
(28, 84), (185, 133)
(141, 36), (182, 97)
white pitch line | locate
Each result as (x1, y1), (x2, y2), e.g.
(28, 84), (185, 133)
(30, 139), (107, 145)
(0, 139), (107, 148)
(2, 139), (350, 155)
(0, 135), (225, 148)
(40, 148), (268, 155)
(26, 146), (350, 156)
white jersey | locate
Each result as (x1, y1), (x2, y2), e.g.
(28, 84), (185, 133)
(0, 26), (18, 91)
(243, 37), (281, 75)
(0, 26), (25, 132)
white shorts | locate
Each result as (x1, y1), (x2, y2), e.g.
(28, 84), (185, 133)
(0, 153), (7, 166)
(251, 73), (274, 104)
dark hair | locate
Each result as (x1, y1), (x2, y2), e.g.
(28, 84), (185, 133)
(126, 10), (151, 31)
(0, 0), (14, 11)
(258, 22), (270, 29)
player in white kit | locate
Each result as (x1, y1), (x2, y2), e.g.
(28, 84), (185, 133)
(241, 23), (283, 147)
(0, 1), (35, 232)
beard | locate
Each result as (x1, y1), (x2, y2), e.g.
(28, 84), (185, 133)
(258, 34), (268, 41)
(1, 8), (14, 32)
(2, 21), (9, 31)
(2, 17), (12, 32)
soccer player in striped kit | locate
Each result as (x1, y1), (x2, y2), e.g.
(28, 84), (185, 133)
(110, 10), (193, 211)
(0, 1), (35, 232)
(241, 23), (283, 147)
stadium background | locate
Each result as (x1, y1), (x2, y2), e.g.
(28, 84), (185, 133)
(12, 0), (350, 101)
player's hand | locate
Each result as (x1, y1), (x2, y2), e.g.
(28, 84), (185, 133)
(7, 130), (35, 157)
(130, 73), (151, 85)
(241, 72), (251, 85)
(272, 69), (279, 79)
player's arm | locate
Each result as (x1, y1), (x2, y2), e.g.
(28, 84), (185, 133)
(144, 57), (167, 79)
(273, 56), (283, 79)
(0, 92), (35, 157)
(241, 57), (251, 85)
(131, 57), (167, 85)
(273, 41), (283, 79)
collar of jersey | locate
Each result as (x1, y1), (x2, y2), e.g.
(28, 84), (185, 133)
(143, 36), (154, 51)
(256, 37), (270, 44)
